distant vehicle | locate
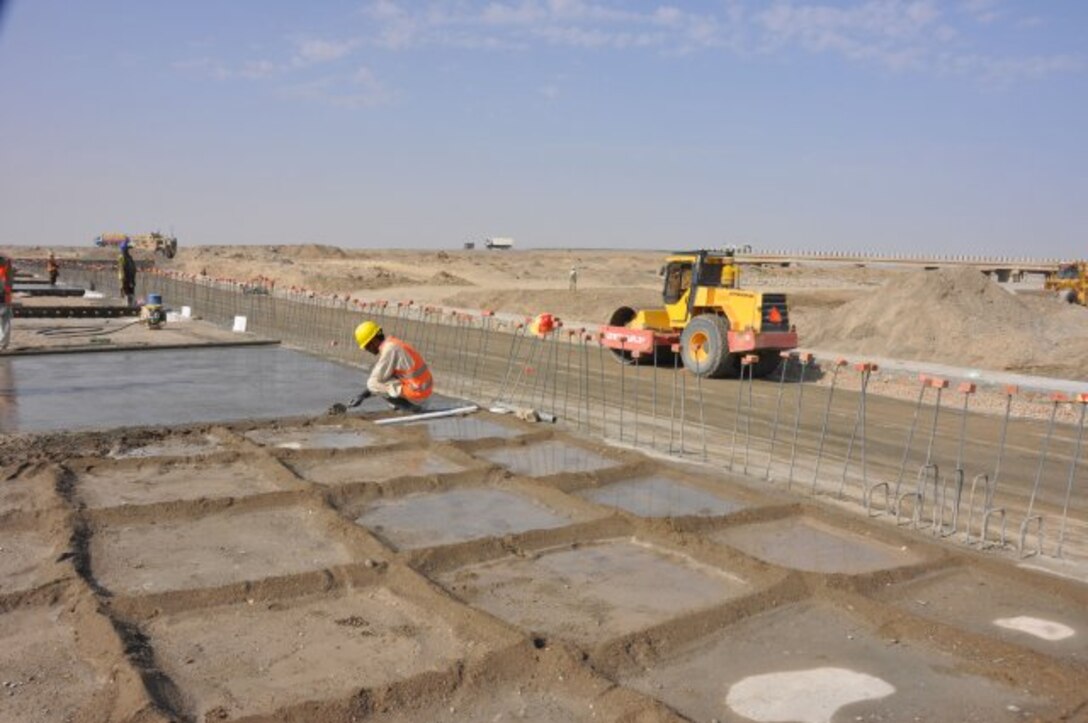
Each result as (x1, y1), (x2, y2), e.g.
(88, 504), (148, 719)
(1044, 261), (1088, 305)
(95, 231), (178, 259)
(484, 237), (515, 250)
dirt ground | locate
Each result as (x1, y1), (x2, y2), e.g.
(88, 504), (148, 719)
(2, 412), (1087, 722)
(9, 244), (1088, 379)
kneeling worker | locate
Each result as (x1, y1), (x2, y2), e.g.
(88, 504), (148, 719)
(336, 321), (433, 414)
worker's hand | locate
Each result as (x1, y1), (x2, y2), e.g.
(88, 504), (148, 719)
(347, 390), (371, 408)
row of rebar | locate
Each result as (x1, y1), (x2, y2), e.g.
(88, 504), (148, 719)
(53, 267), (1088, 562)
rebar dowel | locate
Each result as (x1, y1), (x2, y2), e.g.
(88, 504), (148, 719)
(1057, 396), (1088, 557)
(669, 345), (679, 454)
(729, 366), (745, 471)
(765, 352), (792, 481)
(922, 383), (946, 469)
(811, 359), (847, 495)
(679, 353), (688, 457)
(696, 365), (707, 462)
(894, 378), (929, 497)
(839, 363), (874, 499)
(633, 350), (641, 449)
(786, 355), (812, 489)
(651, 345), (659, 451)
(1025, 395), (1063, 522)
(618, 337), (627, 444)
(742, 355), (757, 474)
(988, 387), (1016, 510)
(563, 330), (575, 423)
(598, 337), (608, 439)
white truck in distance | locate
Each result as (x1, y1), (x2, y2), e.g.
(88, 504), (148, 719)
(485, 237), (515, 250)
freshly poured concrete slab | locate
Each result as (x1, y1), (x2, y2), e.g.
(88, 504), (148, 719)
(109, 434), (222, 459)
(145, 587), (472, 721)
(712, 517), (923, 574)
(622, 601), (1046, 723)
(244, 425), (378, 450)
(883, 568), (1088, 661)
(439, 539), (748, 644)
(0, 528), (56, 595)
(479, 441), (618, 477)
(76, 460), (287, 508)
(416, 416), (522, 442)
(577, 476), (745, 518)
(91, 507), (352, 594)
(357, 488), (576, 550)
(0, 606), (104, 723)
(0, 347), (362, 433)
(288, 449), (465, 486)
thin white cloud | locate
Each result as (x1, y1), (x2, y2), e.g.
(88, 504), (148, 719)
(292, 37), (361, 66)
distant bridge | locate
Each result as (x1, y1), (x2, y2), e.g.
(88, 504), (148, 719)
(734, 251), (1067, 282)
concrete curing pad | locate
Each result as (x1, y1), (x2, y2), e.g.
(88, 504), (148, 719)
(882, 567), (1088, 661)
(75, 459), (290, 508)
(145, 587), (476, 721)
(0, 606), (104, 723)
(577, 475), (746, 518)
(288, 449), (465, 486)
(712, 516), (924, 574)
(362, 685), (606, 722)
(0, 346), (363, 433)
(90, 507), (353, 595)
(622, 601), (1048, 723)
(244, 425), (379, 450)
(414, 415), (523, 441)
(439, 539), (748, 644)
(357, 488), (577, 550)
(478, 440), (619, 477)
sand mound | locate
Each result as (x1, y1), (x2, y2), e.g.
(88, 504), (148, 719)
(800, 268), (1088, 374)
(429, 271), (473, 286)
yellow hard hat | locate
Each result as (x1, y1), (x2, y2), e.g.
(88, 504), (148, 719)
(354, 320), (381, 349)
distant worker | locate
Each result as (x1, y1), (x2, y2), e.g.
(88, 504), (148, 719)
(331, 321), (433, 414)
(46, 252), (59, 285)
(118, 241), (137, 307)
(568, 266), (578, 292)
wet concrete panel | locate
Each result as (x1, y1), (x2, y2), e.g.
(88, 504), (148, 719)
(357, 488), (577, 550)
(363, 686), (603, 722)
(0, 347), (362, 433)
(882, 567), (1088, 661)
(478, 441), (619, 478)
(0, 606), (104, 723)
(146, 586), (473, 721)
(244, 425), (379, 450)
(622, 601), (1046, 723)
(0, 528), (56, 595)
(76, 460), (288, 508)
(415, 415), (522, 442)
(577, 476), (745, 518)
(91, 507), (353, 594)
(288, 449), (465, 486)
(439, 539), (748, 644)
(712, 517), (923, 574)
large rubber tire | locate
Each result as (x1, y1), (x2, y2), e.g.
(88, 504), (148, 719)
(1063, 289), (1078, 304)
(751, 352), (783, 379)
(607, 306), (640, 365)
(680, 314), (739, 378)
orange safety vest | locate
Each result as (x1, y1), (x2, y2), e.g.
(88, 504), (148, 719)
(384, 336), (433, 403)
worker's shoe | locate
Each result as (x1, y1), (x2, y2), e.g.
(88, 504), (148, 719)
(383, 396), (422, 414)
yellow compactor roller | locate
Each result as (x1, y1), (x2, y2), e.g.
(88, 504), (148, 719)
(600, 250), (797, 378)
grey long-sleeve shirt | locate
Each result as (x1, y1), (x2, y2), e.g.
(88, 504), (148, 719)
(366, 340), (414, 397)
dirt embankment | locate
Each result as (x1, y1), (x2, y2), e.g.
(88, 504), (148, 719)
(798, 267), (1088, 377)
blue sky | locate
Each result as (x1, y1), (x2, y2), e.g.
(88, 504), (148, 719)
(0, 1), (1085, 255)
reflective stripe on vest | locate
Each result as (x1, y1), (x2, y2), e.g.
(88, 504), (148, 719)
(386, 337), (433, 403)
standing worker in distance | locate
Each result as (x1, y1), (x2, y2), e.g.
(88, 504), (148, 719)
(118, 241), (137, 307)
(330, 321), (433, 414)
(568, 265), (578, 292)
(46, 252), (59, 285)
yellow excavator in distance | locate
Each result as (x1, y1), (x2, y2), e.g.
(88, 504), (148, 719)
(1044, 262), (1088, 305)
(601, 249), (797, 378)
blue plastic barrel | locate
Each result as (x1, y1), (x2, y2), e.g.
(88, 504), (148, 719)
(147, 293), (162, 305)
